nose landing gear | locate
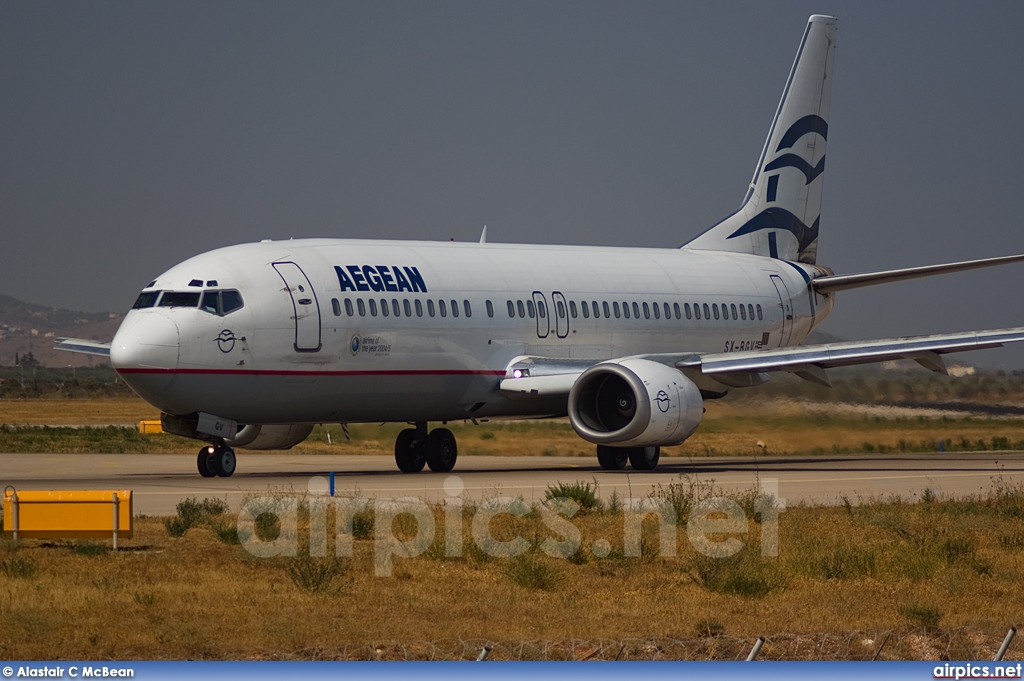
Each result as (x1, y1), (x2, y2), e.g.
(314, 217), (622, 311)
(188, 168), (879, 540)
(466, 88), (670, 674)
(197, 444), (237, 477)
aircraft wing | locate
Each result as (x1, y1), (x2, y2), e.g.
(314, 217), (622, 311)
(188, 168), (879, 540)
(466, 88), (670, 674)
(53, 337), (112, 357)
(498, 327), (1024, 395)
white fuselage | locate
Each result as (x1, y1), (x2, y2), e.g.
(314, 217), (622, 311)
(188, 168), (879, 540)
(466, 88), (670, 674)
(111, 239), (834, 424)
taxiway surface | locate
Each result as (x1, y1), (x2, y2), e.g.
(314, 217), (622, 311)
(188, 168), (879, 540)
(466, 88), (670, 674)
(3, 451), (1023, 515)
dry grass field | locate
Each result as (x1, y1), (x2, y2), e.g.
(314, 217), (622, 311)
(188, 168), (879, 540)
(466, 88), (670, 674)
(1, 480), (1023, 660)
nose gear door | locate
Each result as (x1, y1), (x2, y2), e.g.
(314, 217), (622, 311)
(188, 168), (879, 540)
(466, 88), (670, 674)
(273, 262), (322, 352)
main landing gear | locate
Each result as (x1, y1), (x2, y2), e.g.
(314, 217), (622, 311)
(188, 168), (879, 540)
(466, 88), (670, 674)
(596, 445), (660, 471)
(394, 422), (458, 473)
(197, 444), (237, 478)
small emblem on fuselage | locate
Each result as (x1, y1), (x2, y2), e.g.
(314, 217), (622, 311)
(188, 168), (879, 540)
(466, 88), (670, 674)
(215, 329), (238, 353)
(655, 390), (671, 413)
(350, 333), (361, 356)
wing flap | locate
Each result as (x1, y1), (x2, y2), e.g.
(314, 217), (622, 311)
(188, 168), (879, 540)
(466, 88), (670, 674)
(54, 338), (112, 357)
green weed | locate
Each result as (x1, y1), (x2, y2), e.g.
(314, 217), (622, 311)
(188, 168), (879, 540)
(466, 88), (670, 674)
(899, 603), (942, 629)
(504, 554), (563, 591)
(285, 557), (349, 594)
(544, 480), (601, 512)
(0, 556), (38, 578)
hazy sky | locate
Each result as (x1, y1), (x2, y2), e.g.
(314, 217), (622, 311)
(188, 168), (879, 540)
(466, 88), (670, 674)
(4, 1), (1023, 366)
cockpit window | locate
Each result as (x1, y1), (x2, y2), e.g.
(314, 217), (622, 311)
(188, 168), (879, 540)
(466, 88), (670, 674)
(200, 291), (220, 314)
(198, 289), (244, 316)
(136, 288), (243, 314)
(132, 291), (160, 309)
(159, 292), (202, 308)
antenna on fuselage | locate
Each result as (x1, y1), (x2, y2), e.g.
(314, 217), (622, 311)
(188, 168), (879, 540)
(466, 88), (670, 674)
(479, 225), (488, 244)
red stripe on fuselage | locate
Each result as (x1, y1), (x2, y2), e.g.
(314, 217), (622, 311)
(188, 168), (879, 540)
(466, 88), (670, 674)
(115, 368), (507, 377)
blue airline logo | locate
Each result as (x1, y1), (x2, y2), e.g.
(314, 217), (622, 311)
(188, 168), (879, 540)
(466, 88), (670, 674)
(335, 265), (428, 293)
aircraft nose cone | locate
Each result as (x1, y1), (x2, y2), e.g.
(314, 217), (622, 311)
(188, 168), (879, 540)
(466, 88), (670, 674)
(110, 312), (180, 397)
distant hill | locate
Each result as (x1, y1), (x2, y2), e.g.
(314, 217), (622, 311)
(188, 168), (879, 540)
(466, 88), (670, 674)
(0, 295), (122, 367)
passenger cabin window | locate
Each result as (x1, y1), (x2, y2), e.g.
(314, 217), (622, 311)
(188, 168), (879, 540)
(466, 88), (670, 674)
(517, 300), (526, 318)
(694, 304), (701, 320)
(557, 300), (565, 318)
(451, 300), (459, 317)
(622, 302), (630, 319)
(331, 299), (341, 316)
(507, 301), (515, 318)
(380, 299), (389, 316)
(345, 299), (355, 316)
(428, 300), (436, 317)
(404, 300), (412, 317)
(537, 301), (545, 318)
(463, 300), (471, 317)
(439, 300), (447, 317)
(756, 304), (763, 321)
(357, 299), (366, 316)
(748, 304), (755, 320)
(487, 300), (494, 318)
(527, 300), (536, 318)
(132, 291), (160, 309)
(731, 303), (738, 319)
(415, 300), (423, 317)
(569, 301), (577, 318)
(369, 299), (378, 317)
(582, 301), (590, 318)
(740, 304), (746, 320)
(392, 299), (401, 317)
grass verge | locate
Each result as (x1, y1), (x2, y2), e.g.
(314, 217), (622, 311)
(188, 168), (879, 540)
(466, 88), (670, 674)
(1, 478), (1022, 660)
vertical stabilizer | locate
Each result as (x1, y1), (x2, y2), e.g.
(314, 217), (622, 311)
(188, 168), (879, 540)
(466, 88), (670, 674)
(684, 15), (836, 264)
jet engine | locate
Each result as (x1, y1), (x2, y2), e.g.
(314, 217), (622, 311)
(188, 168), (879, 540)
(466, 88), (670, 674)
(568, 358), (703, 447)
(226, 424), (314, 450)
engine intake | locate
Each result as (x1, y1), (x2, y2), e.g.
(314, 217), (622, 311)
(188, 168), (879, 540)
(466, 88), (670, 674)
(568, 358), (703, 447)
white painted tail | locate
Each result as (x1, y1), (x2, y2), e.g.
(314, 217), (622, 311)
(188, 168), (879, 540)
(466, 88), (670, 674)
(685, 14), (836, 264)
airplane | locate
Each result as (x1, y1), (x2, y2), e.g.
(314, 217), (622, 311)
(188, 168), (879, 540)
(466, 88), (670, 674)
(57, 14), (1024, 478)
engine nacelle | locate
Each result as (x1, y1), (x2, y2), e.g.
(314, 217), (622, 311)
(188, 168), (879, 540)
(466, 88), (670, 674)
(225, 424), (313, 450)
(568, 358), (704, 447)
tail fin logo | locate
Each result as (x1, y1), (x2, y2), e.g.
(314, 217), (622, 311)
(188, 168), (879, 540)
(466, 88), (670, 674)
(726, 114), (827, 262)
(764, 114), (828, 185)
(727, 208), (819, 255)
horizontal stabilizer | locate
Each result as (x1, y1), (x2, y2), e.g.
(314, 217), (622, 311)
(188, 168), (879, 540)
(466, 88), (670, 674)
(814, 253), (1024, 294)
(54, 337), (111, 357)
